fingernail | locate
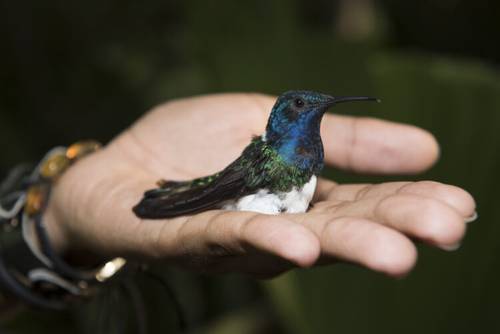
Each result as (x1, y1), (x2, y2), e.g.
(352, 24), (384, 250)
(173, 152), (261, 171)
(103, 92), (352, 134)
(441, 243), (461, 252)
(465, 211), (478, 224)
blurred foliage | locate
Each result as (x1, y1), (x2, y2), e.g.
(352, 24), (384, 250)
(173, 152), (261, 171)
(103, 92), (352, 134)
(0, 0), (499, 333)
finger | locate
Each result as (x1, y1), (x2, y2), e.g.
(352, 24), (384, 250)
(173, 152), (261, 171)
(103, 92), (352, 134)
(288, 214), (417, 277)
(151, 210), (321, 269)
(321, 114), (439, 174)
(396, 181), (476, 218)
(316, 179), (476, 218)
(314, 193), (466, 249)
(374, 194), (467, 249)
(316, 180), (406, 202)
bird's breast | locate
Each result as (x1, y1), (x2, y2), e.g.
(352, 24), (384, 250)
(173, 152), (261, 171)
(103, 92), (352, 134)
(223, 175), (317, 215)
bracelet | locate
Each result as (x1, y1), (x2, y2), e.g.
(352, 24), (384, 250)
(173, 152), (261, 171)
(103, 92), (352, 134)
(0, 141), (127, 309)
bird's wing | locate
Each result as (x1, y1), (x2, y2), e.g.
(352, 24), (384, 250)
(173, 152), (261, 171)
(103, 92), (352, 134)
(133, 158), (252, 219)
(132, 137), (309, 220)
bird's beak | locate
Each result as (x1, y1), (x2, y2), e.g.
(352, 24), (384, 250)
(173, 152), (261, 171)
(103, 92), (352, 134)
(326, 95), (380, 106)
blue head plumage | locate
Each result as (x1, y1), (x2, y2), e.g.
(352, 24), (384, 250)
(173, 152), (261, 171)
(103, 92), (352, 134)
(265, 90), (377, 172)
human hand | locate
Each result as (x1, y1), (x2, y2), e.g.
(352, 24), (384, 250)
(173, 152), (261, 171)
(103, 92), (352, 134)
(44, 93), (476, 278)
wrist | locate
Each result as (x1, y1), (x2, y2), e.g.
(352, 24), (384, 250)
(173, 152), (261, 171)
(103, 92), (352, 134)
(43, 200), (67, 256)
(0, 141), (127, 309)
(41, 146), (113, 267)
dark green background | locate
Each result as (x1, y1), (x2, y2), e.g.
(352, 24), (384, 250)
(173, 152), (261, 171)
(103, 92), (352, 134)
(1, 1), (499, 333)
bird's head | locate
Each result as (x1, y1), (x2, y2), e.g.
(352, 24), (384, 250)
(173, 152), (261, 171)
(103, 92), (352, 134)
(265, 90), (378, 142)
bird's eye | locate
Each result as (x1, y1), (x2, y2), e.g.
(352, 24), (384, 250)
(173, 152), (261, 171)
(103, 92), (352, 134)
(294, 98), (305, 108)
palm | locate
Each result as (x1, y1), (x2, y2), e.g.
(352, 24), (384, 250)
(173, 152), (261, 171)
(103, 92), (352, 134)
(122, 94), (269, 179)
(47, 93), (475, 278)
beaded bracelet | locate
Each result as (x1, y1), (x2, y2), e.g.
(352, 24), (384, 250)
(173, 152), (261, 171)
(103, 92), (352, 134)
(0, 141), (126, 309)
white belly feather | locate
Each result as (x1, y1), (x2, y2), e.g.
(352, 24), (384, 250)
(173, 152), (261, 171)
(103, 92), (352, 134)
(223, 175), (317, 215)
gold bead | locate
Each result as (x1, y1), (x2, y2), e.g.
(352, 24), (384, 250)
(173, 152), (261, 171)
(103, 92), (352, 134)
(66, 140), (102, 160)
(40, 153), (70, 179)
(25, 185), (46, 216)
(95, 257), (127, 282)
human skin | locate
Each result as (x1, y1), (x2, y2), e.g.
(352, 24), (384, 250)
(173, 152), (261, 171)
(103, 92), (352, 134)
(43, 93), (476, 278)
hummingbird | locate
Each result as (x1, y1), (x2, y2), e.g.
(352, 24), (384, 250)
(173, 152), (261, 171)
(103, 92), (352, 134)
(133, 90), (378, 219)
